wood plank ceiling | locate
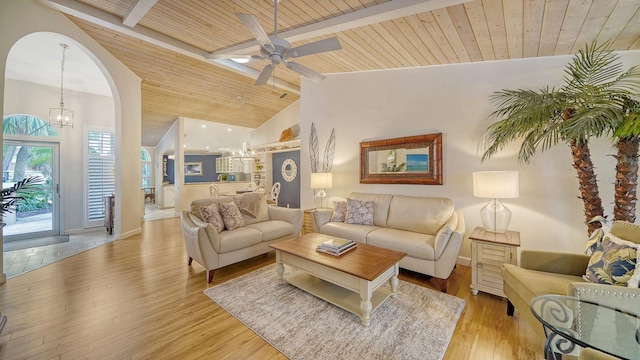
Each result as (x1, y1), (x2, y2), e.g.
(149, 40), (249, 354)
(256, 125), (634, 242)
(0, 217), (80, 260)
(45, 0), (640, 147)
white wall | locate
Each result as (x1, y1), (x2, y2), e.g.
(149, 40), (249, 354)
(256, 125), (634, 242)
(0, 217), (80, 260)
(4, 79), (115, 231)
(0, 0), (143, 276)
(299, 50), (640, 263)
(251, 100), (300, 146)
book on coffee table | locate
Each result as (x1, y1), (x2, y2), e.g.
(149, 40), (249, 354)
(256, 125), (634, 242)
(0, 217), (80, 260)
(317, 238), (355, 251)
(316, 241), (357, 256)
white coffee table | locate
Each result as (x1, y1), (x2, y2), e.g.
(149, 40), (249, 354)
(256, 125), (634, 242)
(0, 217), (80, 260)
(270, 233), (406, 326)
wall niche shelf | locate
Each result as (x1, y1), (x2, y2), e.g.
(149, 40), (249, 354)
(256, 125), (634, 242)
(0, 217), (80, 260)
(253, 139), (300, 154)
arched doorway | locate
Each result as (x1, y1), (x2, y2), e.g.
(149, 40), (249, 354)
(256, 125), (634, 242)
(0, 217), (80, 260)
(4, 32), (115, 239)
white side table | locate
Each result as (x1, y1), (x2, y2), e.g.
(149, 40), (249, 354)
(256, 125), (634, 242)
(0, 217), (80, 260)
(469, 227), (520, 297)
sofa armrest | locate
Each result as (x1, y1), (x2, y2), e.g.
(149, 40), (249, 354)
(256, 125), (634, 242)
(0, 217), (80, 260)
(268, 207), (303, 235)
(433, 210), (465, 259)
(520, 250), (590, 276)
(181, 211), (221, 258)
(311, 209), (333, 232)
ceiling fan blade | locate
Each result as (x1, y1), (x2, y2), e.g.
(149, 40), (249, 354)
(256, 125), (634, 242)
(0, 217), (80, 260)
(236, 13), (274, 51)
(255, 64), (275, 85)
(204, 53), (263, 61)
(288, 37), (342, 58)
(285, 61), (326, 83)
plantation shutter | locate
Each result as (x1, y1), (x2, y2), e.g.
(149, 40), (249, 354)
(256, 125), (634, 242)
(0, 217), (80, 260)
(87, 131), (115, 221)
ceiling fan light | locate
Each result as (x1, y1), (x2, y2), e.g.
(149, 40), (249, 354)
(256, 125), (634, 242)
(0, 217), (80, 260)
(231, 57), (250, 64)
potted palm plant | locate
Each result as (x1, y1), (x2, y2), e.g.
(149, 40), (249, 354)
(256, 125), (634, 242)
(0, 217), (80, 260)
(482, 42), (640, 234)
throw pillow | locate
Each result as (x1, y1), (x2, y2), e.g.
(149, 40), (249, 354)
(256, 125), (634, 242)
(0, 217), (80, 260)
(345, 198), (374, 226)
(330, 201), (347, 222)
(584, 233), (639, 286)
(218, 201), (246, 230)
(199, 203), (224, 233)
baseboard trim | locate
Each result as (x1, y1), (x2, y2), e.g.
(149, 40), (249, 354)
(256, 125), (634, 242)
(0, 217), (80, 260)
(457, 256), (471, 267)
(119, 227), (142, 240)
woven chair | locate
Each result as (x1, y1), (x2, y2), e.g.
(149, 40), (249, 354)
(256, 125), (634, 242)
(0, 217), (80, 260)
(267, 182), (281, 206)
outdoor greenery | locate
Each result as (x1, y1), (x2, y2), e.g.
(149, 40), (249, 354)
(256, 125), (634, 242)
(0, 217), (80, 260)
(482, 42), (640, 234)
(2, 115), (56, 216)
(381, 162), (407, 172)
(1, 176), (45, 226)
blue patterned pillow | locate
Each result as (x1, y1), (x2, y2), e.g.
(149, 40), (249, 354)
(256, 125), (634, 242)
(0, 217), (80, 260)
(584, 234), (639, 286)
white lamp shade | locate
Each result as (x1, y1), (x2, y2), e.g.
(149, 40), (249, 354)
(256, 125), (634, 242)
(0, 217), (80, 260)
(473, 171), (519, 199)
(311, 173), (333, 189)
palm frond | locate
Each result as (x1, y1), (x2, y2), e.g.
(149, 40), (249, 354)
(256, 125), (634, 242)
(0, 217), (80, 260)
(1, 176), (45, 216)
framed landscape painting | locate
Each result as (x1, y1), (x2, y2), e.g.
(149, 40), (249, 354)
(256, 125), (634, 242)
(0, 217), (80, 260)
(184, 162), (203, 176)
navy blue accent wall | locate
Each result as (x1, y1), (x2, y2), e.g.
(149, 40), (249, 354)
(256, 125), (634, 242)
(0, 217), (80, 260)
(272, 150), (300, 208)
(185, 154), (220, 183)
(164, 154), (221, 184)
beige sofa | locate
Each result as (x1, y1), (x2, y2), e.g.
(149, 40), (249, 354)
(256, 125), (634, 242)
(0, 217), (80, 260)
(502, 221), (640, 358)
(312, 192), (465, 292)
(181, 195), (302, 283)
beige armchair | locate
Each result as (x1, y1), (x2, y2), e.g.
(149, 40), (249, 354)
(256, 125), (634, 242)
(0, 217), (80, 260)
(502, 221), (640, 347)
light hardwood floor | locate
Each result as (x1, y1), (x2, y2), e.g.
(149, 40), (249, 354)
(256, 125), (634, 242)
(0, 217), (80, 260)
(0, 217), (544, 359)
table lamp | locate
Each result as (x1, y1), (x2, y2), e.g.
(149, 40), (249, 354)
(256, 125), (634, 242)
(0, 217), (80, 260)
(472, 171), (519, 233)
(311, 172), (332, 209)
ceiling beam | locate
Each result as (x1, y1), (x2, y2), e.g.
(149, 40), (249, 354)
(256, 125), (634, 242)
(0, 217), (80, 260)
(122, 0), (157, 27)
(210, 0), (472, 55)
(40, 0), (300, 94)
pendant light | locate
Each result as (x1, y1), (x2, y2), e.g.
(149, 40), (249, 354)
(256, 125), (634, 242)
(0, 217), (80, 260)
(237, 94), (253, 161)
(49, 43), (74, 128)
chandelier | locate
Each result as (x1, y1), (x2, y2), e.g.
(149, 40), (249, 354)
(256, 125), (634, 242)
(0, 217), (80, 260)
(49, 43), (74, 128)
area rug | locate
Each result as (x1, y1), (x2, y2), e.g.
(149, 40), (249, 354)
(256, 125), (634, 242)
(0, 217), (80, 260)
(204, 264), (465, 360)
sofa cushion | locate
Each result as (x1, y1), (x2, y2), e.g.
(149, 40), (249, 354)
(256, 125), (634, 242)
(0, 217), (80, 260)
(218, 201), (246, 230)
(246, 220), (295, 242)
(348, 192), (392, 227)
(387, 196), (453, 235)
(367, 228), (435, 260)
(318, 222), (378, 243)
(218, 227), (262, 253)
(502, 264), (585, 302)
(345, 198), (374, 225)
(584, 233), (639, 286)
(330, 201), (347, 222)
(199, 203), (224, 233)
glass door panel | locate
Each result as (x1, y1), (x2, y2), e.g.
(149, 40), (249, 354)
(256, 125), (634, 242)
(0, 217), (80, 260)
(2, 141), (59, 241)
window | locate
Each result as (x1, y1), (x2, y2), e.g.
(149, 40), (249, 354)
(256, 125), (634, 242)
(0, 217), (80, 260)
(141, 148), (152, 188)
(87, 130), (115, 224)
(3, 114), (59, 137)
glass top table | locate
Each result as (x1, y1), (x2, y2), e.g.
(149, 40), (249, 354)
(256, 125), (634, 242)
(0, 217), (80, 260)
(530, 295), (640, 359)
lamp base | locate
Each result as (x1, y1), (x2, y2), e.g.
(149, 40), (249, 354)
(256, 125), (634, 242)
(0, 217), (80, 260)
(480, 199), (512, 233)
(314, 190), (326, 209)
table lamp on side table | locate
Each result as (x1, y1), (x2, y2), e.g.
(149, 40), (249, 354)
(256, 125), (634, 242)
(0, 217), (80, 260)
(472, 171), (519, 233)
(311, 172), (332, 209)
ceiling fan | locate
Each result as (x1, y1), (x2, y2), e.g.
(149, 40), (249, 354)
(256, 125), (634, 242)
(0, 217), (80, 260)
(206, 0), (342, 85)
